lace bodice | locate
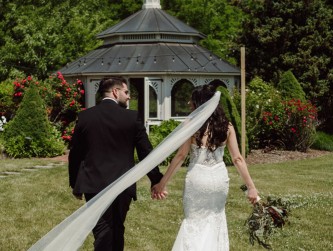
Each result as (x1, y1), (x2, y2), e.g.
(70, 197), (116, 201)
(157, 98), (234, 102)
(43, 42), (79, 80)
(189, 144), (225, 167)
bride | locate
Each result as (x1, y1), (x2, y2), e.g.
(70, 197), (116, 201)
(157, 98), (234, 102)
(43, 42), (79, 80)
(152, 84), (258, 251)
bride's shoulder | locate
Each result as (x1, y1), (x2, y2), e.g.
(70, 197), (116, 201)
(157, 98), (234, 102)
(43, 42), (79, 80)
(227, 123), (235, 135)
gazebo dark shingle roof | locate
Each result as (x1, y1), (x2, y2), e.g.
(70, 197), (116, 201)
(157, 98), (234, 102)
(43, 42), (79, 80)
(60, 43), (239, 76)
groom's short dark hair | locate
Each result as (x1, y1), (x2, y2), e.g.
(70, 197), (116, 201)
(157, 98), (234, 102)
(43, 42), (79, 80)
(98, 76), (127, 97)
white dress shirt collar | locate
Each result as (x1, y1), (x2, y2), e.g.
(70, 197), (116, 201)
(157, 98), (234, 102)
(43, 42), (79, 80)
(102, 97), (118, 104)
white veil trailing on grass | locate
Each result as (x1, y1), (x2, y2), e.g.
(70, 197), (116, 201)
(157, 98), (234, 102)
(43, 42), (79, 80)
(28, 91), (221, 251)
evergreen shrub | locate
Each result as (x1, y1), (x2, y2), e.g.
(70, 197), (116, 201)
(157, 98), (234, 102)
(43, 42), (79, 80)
(3, 84), (65, 158)
(277, 70), (306, 101)
(217, 86), (247, 165)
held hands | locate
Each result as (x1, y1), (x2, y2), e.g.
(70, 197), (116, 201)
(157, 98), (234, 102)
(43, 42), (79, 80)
(151, 183), (168, 200)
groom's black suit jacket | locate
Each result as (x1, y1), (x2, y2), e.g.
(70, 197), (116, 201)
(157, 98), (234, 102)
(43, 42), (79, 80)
(68, 99), (163, 199)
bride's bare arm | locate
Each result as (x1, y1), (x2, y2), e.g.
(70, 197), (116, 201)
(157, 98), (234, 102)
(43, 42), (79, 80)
(152, 138), (192, 199)
(226, 124), (258, 204)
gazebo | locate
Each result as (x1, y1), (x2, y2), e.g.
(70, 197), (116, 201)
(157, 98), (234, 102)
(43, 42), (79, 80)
(59, 0), (240, 129)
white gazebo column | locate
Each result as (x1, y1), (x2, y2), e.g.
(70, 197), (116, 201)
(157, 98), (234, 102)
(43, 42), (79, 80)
(163, 78), (172, 120)
(144, 77), (150, 127)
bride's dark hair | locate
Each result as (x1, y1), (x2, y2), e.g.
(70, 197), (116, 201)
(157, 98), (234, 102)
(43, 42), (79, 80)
(191, 84), (229, 150)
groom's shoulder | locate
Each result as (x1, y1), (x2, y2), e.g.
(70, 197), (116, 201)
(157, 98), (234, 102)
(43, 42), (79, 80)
(77, 105), (97, 118)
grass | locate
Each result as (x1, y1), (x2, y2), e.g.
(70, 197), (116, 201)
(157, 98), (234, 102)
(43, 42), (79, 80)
(0, 154), (332, 251)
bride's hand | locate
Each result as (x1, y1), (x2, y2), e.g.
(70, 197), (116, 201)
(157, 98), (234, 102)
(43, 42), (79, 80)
(247, 187), (259, 205)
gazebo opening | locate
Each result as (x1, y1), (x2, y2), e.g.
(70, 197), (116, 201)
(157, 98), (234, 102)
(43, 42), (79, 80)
(171, 80), (194, 117)
(149, 86), (158, 118)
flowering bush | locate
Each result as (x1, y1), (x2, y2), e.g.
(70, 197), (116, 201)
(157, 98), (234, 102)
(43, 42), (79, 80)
(4, 84), (65, 158)
(12, 73), (85, 145)
(261, 99), (318, 151)
(234, 77), (282, 149)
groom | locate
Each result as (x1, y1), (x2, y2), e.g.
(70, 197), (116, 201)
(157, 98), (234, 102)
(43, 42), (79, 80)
(68, 77), (165, 251)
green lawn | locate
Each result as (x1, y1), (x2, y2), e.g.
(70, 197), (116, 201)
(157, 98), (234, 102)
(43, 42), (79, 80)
(0, 154), (332, 250)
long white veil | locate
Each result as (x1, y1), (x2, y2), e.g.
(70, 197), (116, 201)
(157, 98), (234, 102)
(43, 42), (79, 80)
(28, 91), (221, 251)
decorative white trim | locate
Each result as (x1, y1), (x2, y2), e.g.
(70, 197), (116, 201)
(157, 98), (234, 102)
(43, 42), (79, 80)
(204, 77), (232, 91)
(142, 0), (161, 9)
(188, 78), (200, 86)
(147, 79), (160, 95)
(169, 77), (181, 89)
(93, 80), (100, 94)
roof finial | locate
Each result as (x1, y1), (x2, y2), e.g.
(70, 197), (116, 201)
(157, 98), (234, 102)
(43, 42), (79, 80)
(142, 0), (161, 9)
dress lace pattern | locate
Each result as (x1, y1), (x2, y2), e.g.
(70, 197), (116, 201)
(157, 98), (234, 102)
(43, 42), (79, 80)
(172, 144), (230, 251)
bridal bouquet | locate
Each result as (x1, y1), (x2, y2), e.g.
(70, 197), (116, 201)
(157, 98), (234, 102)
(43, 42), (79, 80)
(240, 185), (290, 250)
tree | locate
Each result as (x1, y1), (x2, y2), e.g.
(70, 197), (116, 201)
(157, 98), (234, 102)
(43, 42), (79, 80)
(0, 0), (141, 81)
(161, 0), (244, 63)
(236, 0), (333, 128)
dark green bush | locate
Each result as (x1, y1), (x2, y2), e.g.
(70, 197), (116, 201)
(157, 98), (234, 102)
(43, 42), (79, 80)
(217, 86), (247, 165)
(277, 70), (306, 102)
(3, 84), (65, 158)
(148, 119), (182, 165)
(311, 131), (333, 151)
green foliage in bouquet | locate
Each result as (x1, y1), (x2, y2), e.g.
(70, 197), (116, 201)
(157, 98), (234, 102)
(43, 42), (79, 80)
(240, 185), (291, 250)
(217, 86), (247, 164)
(3, 84), (65, 158)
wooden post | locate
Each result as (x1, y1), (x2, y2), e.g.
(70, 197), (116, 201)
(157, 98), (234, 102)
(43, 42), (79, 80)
(241, 47), (246, 159)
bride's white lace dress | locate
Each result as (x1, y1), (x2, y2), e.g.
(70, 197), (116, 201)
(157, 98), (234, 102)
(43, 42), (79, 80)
(172, 144), (229, 251)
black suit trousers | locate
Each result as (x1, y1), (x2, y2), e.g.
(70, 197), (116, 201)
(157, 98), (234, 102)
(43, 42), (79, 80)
(85, 192), (132, 251)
